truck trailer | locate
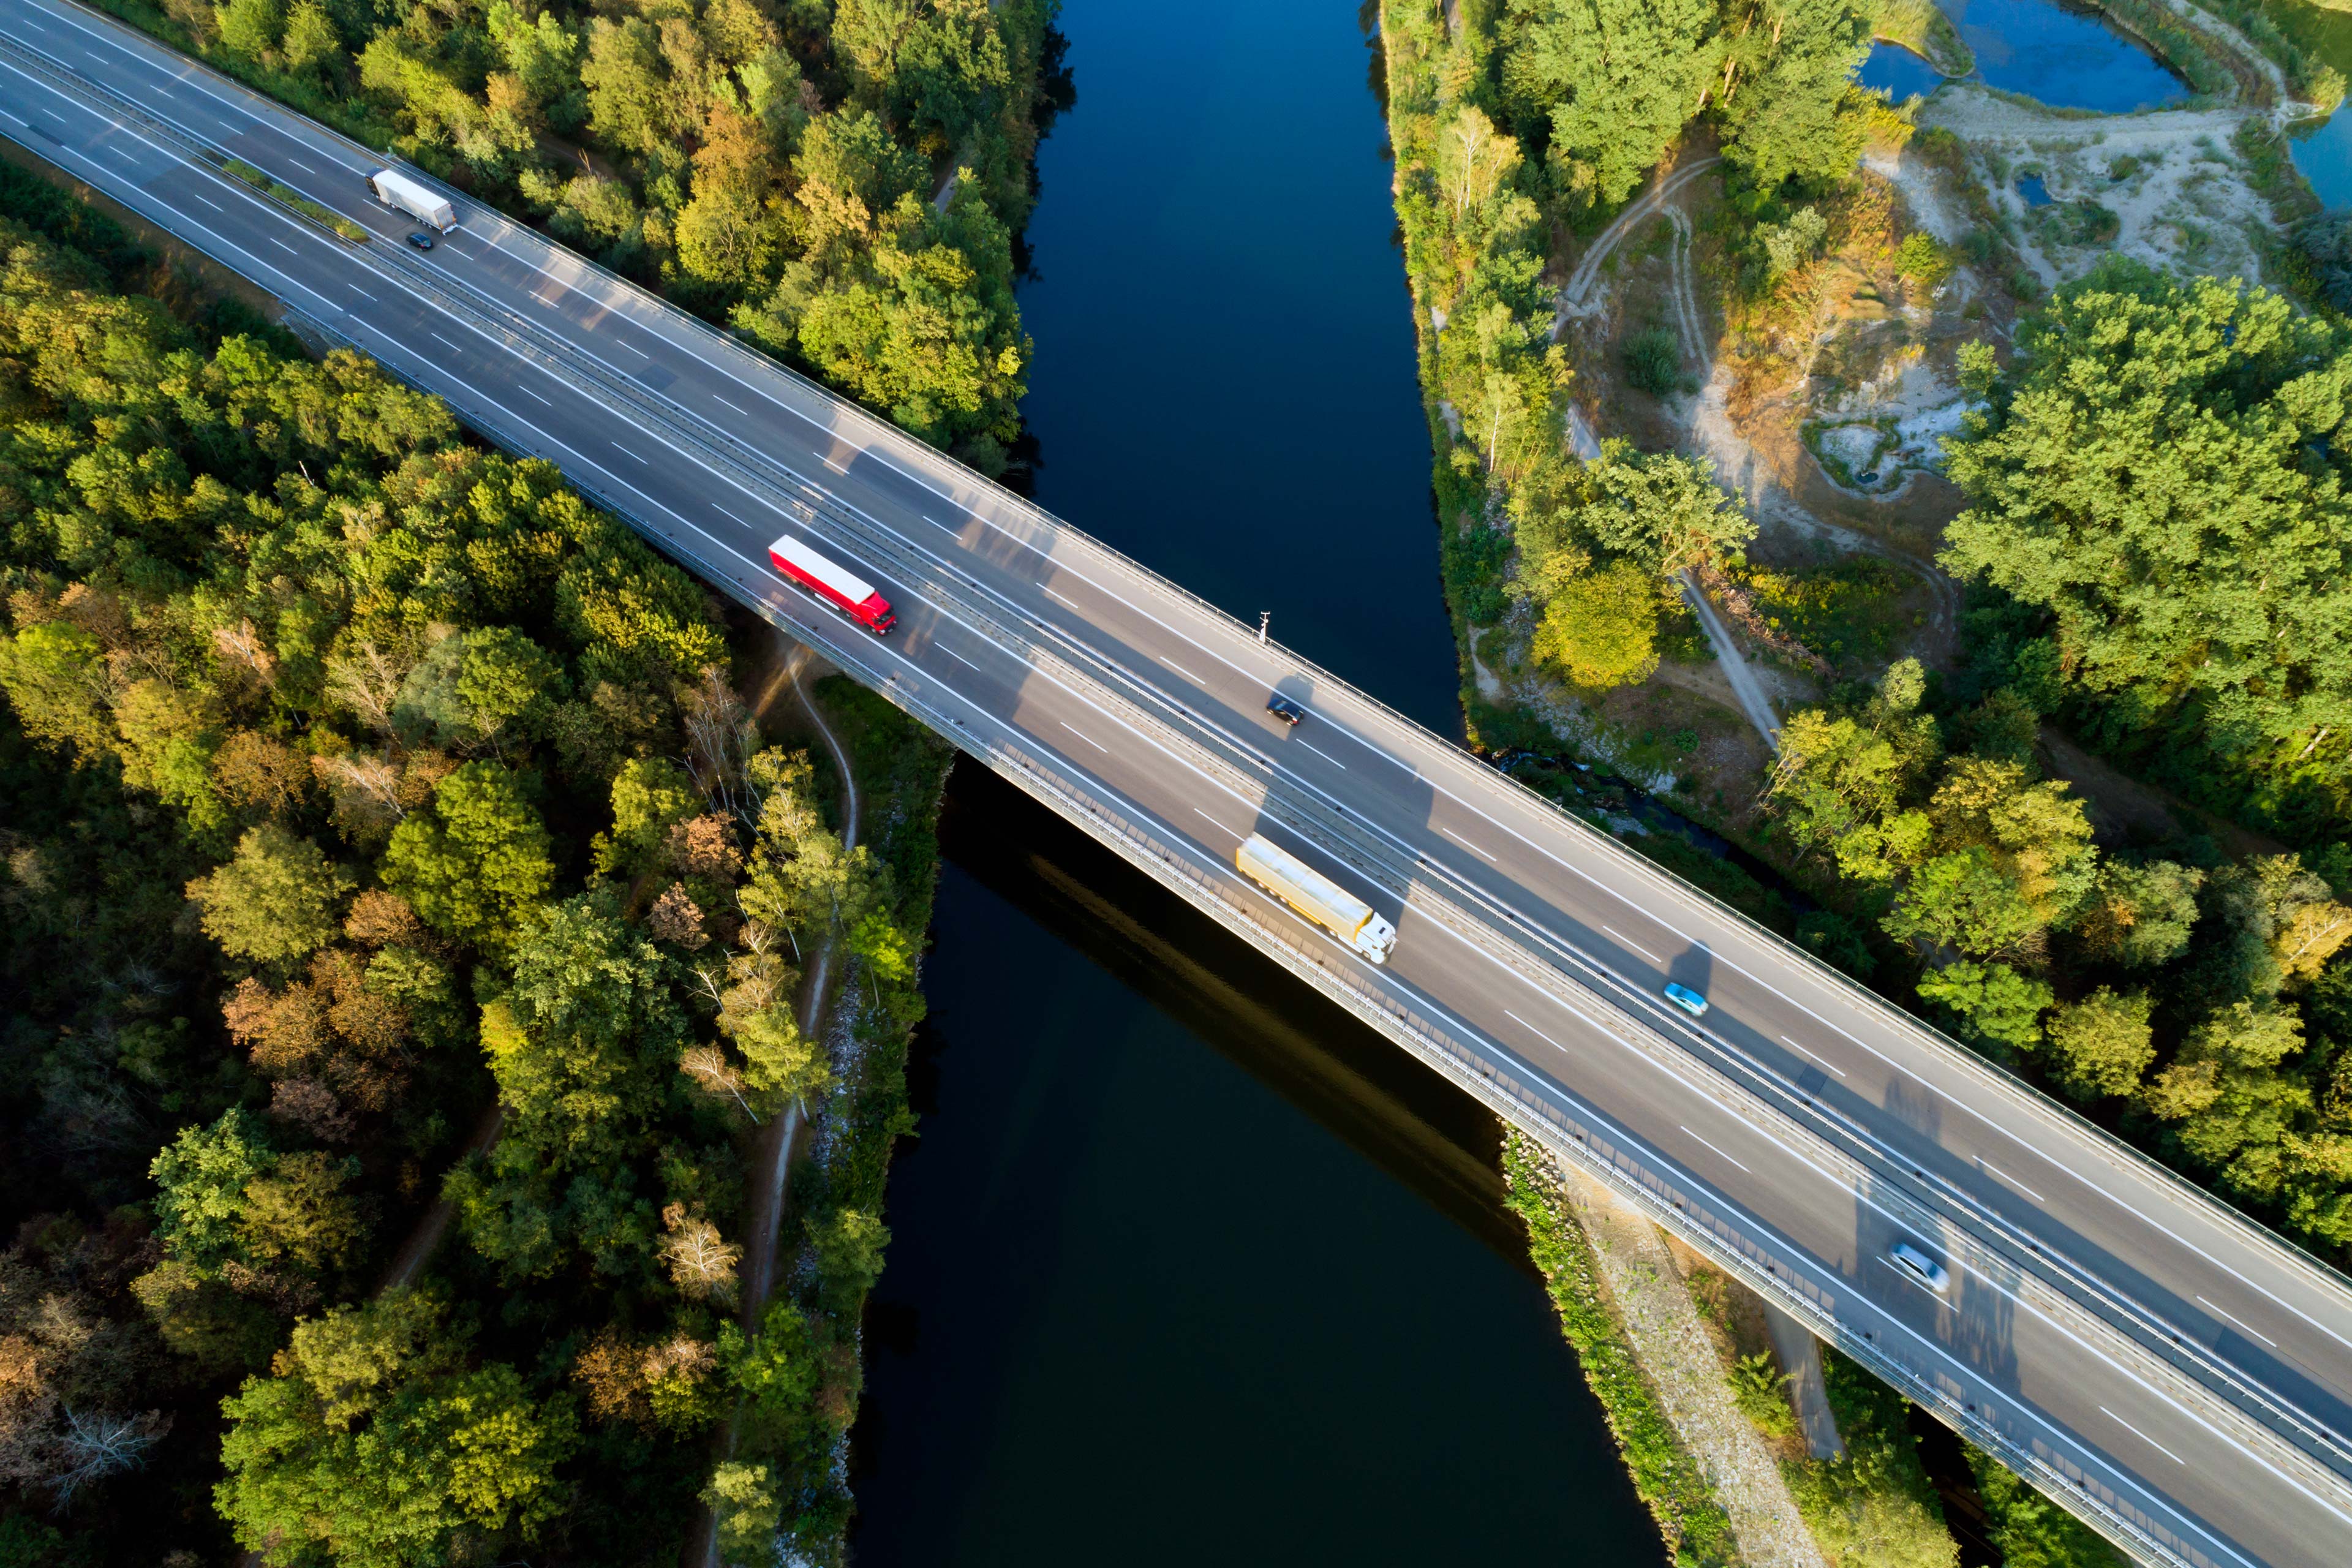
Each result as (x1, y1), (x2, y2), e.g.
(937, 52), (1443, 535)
(366, 168), (455, 231)
(767, 533), (897, 635)
(1235, 834), (1397, 963)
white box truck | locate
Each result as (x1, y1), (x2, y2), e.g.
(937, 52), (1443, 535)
(1236, 834), (1397, 964)
(366, 168), (454, 231)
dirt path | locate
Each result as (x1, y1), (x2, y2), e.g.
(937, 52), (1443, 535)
(375, 1104), (505, 1294)
(689, 643), (862, 1568)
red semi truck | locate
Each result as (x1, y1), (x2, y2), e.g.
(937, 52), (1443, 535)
(767, 533), (896, 635)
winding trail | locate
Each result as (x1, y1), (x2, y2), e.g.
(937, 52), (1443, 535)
(688, 641), (862, 1568)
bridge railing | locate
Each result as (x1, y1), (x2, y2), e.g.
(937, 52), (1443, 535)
(20, 0), (2352, 1509)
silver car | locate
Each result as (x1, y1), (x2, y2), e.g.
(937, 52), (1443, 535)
(1888, 1240), (1950, 1294)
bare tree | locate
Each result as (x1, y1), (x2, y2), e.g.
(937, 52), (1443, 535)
(658, 1204), (742, 1305)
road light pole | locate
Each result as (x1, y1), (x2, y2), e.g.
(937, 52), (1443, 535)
(1257, 611), (1270, 647)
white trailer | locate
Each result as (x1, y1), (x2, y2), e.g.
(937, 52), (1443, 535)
(366, 168), (454, 231)
(1235, 834), (1397, 964)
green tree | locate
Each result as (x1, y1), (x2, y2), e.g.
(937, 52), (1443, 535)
(593, 757), (703, 880)
(382, 761), (554, 950)
(2076, 860), (2203, 970)
(2041, 987), (2155, 1100)
(807, 1206), (888, 1310)
(215, 1292), (576, 1567)
(1530, 559), (1661, 688)
(215, 0), (284, 61)
(1943, 262), (2352, 775)
(1915, 960), (2052, 1056)
(703, 1461), (782, 1567)
(151, 1108), (273, 1269)
(1502, 0), (1722, 207)
(1574, 441), (1755, 578)
(1717, 0), (1876, 189)
(0, 620), (113, 760)
(1883, 846), (2041, 960)
(486, 893), (689, 1161)
(280, 2), (340, 75)
(186, 824), (353, 965)
(1967, 1446), (2128, 1568)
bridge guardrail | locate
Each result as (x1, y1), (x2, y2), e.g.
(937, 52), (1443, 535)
(9, 6), (2348, 1536)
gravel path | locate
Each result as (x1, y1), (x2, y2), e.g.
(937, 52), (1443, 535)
(1558, 1164), (1832, 1568)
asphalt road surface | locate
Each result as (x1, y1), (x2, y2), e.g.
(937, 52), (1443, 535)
(5, 2), (2352, 1560)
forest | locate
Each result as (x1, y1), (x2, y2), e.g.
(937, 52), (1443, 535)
(0, 162), (948, 1565)
(1768, 260), (2352, 1261)
(1389, 0), (2352, 1275)
(1385, 0), (2352, 1561)
(99, 0), (1066, 472)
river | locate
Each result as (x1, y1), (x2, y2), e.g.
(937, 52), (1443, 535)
(846, 1), (1660, 1562)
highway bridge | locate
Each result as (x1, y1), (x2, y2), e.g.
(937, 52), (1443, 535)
(4, 2), (2350, 1559)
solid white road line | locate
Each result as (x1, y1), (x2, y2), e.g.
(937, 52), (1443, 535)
(2198, 1295), (2280, 1349)
(1602, 925), (1662, 965)
(1441, 826), (1496, 862)
(2105, 1406), (2187, 1465)
(1977, 1157), (2045, 1205)
(1060, 722), (1107, 753)
(1780, 1036), (1847, 1079)
(39, 62), (2340, 1531)
(1680, 1125), (1749, 1174)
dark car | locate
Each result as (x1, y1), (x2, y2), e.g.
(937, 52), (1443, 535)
(405, 230), (435, 251)
(1266, 694), (1308, 727)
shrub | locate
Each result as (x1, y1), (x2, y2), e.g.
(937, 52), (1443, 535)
(1624, 325), (1684, 396)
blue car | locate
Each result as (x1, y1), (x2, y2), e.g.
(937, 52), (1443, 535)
(1662, 982), (1709, 1018)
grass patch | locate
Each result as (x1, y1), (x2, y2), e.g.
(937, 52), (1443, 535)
(1872, 0), (1974, 76)
(1504, 1133), (1741, 1568)
(1785, 1351), (1959, 1568)
(219, 157), (369, 243)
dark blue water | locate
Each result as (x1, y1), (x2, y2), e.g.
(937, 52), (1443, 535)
(848, 2), (1652, 1562)
(2018, 172), (2054, 206)
(850, 778), (1651, 1564)
(2293, 110), (2352, 209)
(1862, 42), (1952, 101)
(1863, 0), (2190, 113)
(1951, 0), (2190, 111)
(1011, 0), (1459, 734)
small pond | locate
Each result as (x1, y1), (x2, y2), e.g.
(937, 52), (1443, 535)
(2017, 171), (2054, 205)
(1860, 0), (2190, 115)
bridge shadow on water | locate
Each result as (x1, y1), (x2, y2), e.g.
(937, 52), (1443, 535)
(846, 758), (1661, 1566)
(926, 758), (1534, 1267)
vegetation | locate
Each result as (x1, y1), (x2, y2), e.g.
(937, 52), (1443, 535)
(0, 178), (948, 1564)
(1869, 0), (1970, 80)
(1967, 1443), (2128, 1568)
(220, 156), (372, 243)
(94, 0), (1068, 473)
(1502, 1132), (1740, 1567)
(1785, 1351), (1958, 1568)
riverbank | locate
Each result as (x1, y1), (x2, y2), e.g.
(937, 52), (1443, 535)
(1370, 0), (2195, 1562)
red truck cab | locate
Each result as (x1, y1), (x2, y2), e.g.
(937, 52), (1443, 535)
(767, 533), (895, 635)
